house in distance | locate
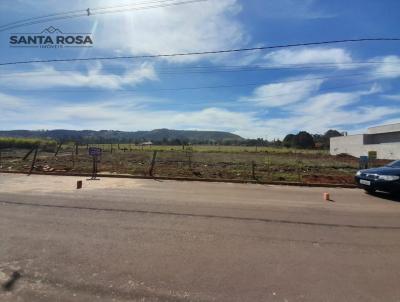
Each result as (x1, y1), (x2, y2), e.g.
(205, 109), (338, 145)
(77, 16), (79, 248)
(330, 123), (400, 160)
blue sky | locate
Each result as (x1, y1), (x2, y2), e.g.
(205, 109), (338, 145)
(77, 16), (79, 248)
(0, 0), (399, 139)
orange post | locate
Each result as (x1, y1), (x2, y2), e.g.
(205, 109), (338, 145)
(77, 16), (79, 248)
(324, 192), (330, 201)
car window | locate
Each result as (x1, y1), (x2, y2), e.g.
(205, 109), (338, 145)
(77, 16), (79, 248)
(387, 160), (400, 168)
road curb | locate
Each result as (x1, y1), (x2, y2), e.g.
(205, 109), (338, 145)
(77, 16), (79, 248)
(0, 170), (357, 188)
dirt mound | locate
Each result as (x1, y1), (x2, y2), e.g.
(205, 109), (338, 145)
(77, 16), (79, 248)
(302, 174), (355, 185)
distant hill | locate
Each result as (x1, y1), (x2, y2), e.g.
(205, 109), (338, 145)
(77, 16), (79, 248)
(0, 129), (244, 144)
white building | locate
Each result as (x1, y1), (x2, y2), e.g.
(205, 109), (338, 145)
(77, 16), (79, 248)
(330, 123), (400, 160)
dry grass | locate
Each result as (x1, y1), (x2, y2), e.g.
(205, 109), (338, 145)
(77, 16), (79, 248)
(0, 144), (369, 185)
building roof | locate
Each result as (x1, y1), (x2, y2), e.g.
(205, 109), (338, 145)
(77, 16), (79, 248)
(367, 123), (400, 134)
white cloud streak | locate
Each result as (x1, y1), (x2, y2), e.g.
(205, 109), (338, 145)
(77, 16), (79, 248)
(0, 63), (157, 89)
(0, 93), (265, 137)
(382, 94), (400, 101)
(241, 76), (324, 107)
(264, 47), (353, 68)
(257, 85), (398, 137)
(371, 56), (400, 79)
(1, 85), (398, 139)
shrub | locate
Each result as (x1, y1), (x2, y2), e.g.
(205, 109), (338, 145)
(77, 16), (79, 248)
(0, 137), (57, 150)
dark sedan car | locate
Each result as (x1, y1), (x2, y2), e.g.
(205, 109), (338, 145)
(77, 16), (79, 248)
(355, 160), (400, 194)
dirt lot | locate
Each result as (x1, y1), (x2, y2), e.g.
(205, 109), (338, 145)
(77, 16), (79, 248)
(0, 146), (389, 184)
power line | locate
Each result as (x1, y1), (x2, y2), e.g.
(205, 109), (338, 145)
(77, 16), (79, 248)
(4, 81), (379, 104)
(0, 61), (380, 73)
(0, 0), (207, 33)
(93, 0), (183, 11)
(170, 80), (379, 103)
(0, 0), (178, 29)
(3, 1), (207, 32)
(4, 70), (398, 92)
(0, 8), (84, 29)
(1, 38), (399, 66)
(91, 0), (207, 16)
(0, 60), (398, 78)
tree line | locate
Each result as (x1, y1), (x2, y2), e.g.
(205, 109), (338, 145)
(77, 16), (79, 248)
(214, 130), (343, 149)
(0, 129), (343, 150)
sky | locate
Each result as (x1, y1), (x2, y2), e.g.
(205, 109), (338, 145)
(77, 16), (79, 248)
(0, 0), (399, 139)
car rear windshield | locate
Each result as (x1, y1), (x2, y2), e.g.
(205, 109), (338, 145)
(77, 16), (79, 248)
(386, 160), (400, 168)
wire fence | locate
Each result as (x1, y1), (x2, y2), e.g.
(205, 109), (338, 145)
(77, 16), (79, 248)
(0, 145), (365, 184)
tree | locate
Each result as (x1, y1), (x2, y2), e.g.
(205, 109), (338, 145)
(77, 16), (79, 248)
(313, 130), (343, 149)
(324, 129), (342, 138)
(322, 129), (343, 149)
(293, 131), (315, 149)
(283, 134), (295, 148)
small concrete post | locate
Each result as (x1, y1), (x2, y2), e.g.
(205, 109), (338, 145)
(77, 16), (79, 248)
(77, 180), (83, 189)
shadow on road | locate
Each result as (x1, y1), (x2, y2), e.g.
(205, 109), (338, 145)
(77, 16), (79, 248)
(367, 191), (400, 202)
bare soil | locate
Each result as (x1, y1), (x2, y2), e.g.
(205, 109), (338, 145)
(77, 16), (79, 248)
(0, 147), (388, 185)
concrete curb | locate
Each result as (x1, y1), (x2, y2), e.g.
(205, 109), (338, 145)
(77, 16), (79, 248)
(0, 170), (357, 189)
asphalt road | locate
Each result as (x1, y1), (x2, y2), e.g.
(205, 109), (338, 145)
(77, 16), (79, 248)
(1, 173), (400, 302)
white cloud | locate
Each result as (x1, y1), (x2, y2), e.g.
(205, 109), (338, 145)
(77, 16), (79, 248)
(251, 0), (334, 19)
(371, 56), (400, 79)
(382, 94), (400, 101)
(297, 84), (382, 113)
(0, 63), (157, 89)
(259, 105), (398, 139)
(257, 85), (397, 137)
(264, 47), (353, 69)
(0, 92), (22, 109)
(234, 82), (396, 138)
(241, 76), (324, 107)
(1, 1), (248, 63)
(0, 93), (266, 137)
(96, 0), (245, 63)
(1, 88), (399, 139)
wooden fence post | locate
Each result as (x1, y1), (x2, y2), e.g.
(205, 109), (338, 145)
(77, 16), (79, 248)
(22, 147), (36, 161)
(251, 161), (256, 180)
(55, 142), (63, 156)
(148, 151), (158, 177)
(71, 148), (75, 169)
(266, 154), (272, 181)
(188, 153), (192, 170)
(28, 147), (38, 175)
(296, 153), (302, 182)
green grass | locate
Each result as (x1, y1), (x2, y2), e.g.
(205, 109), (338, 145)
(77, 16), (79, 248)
(75, 143), (329, 155)
(0, 137), (57, 150)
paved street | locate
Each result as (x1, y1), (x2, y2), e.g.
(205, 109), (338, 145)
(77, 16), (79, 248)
(1, 173), (400, 301)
